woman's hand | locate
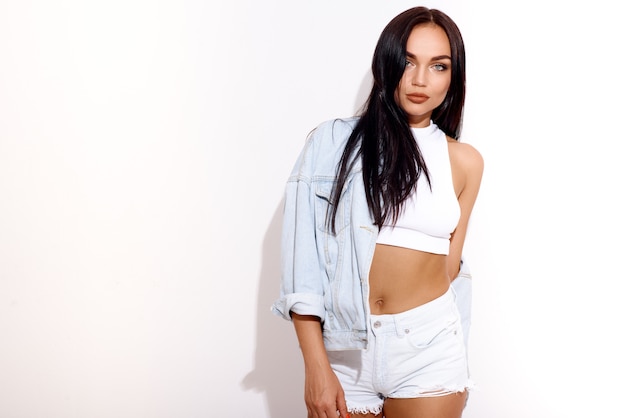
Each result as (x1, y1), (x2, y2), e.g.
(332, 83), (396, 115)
(291, 313), (350, 418)
(303, 363), (349, 418)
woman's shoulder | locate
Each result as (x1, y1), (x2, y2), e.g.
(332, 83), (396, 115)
(294, 117), (360, 176)
(310, 117), (359, 141)
(446, 136), (484, 175)
(304, 116), (359, 155)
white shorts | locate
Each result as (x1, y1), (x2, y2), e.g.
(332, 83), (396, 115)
(327, 286), (473, 415)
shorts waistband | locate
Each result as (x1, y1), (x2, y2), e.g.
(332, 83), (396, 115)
(369, 286), (456, 337)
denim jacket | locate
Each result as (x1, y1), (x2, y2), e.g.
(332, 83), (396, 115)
(271, 117), (472, 351)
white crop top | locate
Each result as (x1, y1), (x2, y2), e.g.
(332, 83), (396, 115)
(376, 122), (460, 255)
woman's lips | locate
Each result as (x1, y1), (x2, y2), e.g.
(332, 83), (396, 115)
(407, 93), (429, 104)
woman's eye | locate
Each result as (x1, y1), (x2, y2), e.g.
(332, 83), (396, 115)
(431, 63), (448, 72)
(405, 60), (415, 67)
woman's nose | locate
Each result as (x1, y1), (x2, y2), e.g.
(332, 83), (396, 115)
(411, 67), (427, 86)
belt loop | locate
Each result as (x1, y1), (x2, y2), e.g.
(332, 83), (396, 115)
(393, 315), (405, 338)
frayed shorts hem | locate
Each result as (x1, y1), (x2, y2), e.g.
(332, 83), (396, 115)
(391, 381), (474, 398)
(347, 384), (473, 415)
(347, 403), (384, 416)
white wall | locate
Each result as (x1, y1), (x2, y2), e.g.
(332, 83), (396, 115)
(1, 1), (624, 417)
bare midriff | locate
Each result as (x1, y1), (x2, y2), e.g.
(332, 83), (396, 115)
(368, 243), (450, 315)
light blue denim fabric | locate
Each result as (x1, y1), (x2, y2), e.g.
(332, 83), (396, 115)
(450, 259), (472, 349)
(271, 117), (473, 352)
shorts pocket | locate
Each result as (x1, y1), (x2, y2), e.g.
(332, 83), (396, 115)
(405, 315), (461, 350)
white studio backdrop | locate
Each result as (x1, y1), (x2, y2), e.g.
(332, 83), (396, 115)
(1, 0), (624, 417)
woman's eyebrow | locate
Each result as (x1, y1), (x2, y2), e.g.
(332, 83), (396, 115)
(406, 52), (452, 61)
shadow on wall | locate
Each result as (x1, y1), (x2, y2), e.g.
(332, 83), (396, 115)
(241, 201), (305, 417)
(241, 70), (373, 417)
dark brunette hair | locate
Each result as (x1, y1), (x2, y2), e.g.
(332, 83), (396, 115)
(328, 6), (466, 232)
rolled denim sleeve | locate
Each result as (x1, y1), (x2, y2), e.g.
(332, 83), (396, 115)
(271, 135), (326, 321)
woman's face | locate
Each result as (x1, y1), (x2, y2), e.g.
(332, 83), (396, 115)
(395, 24), (452, 128)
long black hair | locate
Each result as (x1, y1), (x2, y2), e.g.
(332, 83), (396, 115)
(328, 7), (466, 233)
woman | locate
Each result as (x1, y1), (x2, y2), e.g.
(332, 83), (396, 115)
(272, 6), (483, 418)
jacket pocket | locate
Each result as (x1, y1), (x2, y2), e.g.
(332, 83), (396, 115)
(314, 180), (349, 234)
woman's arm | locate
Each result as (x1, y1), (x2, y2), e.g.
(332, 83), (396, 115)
(448, 141), (484, 280)
(292, 314), (349, 418)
